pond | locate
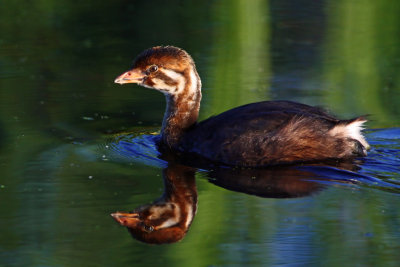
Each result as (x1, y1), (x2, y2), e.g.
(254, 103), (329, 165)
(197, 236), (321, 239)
(1, 0), (400, 266)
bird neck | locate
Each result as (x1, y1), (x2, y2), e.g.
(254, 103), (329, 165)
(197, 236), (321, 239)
(162, 164), (197, 230)
(161, 68), (202, 148)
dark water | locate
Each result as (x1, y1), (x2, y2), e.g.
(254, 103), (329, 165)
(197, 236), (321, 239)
(1, 0), (400, 266)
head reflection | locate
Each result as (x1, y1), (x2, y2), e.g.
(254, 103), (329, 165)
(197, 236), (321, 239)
(111, 164), (197, 244)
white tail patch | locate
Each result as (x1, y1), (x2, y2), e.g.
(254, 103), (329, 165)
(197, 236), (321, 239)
(329, 119), (370, 150)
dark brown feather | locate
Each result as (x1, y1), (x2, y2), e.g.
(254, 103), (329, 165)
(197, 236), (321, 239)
(177, 101), (366, 166)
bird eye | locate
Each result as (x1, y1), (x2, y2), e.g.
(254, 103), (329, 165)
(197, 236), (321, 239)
(148, 65), (158, 73)
(144, 225), (154, 232)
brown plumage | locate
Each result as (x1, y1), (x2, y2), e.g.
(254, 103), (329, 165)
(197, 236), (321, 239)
(115, 46), (369, 167)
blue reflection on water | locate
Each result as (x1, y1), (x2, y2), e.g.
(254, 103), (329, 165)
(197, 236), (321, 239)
(107, 133), (166, 167)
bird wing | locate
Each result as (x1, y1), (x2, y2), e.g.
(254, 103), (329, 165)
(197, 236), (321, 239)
(181, 101), (339, 166)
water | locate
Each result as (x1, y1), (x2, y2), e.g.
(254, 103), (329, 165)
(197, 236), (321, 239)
(1, 0), (400, 266)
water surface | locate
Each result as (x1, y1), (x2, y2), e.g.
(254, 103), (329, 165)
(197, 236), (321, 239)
(1, 0), (400, 266)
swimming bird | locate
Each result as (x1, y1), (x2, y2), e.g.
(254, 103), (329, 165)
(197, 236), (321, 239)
(114, 46), (369, 166)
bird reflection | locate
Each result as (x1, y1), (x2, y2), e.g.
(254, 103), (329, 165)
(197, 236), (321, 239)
(111, 162), (341, 244)
(208, 166), (324, 198)
(111, 164), (197, 244)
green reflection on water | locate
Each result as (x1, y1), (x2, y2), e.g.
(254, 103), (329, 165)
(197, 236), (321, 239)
(203, 0), (270, 117)
(323, 0), (400, 127)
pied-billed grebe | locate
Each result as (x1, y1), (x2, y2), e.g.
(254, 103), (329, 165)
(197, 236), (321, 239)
(115, 46), (369, 166)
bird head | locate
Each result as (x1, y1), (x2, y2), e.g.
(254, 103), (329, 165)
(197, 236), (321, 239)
(114, 46), (201, 96)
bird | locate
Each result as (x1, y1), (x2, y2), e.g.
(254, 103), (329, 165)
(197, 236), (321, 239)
(114, 46), (369, 167)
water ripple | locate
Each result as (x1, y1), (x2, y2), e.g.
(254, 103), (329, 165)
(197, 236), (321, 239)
(104, 128), (400, 194)
(105, 133), (166, 168)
